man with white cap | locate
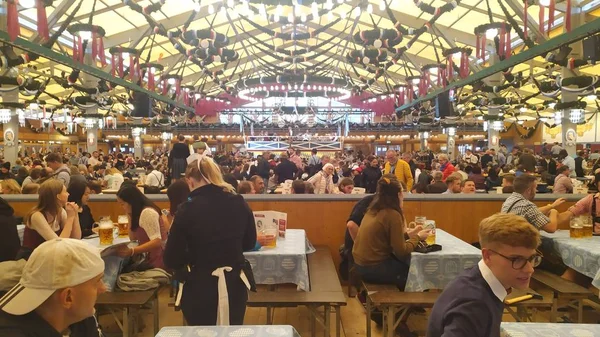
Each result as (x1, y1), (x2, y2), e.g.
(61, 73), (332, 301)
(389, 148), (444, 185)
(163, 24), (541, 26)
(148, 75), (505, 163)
(0, 238), (106, 337)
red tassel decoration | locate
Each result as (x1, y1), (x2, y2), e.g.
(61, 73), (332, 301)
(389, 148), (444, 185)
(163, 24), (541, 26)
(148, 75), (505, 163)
(548, 0), (555, 34)
(97, 34), (106, 66)
(147, 67), (155, 91)
(475, 35), (481, 61)
(499, 25), (506, 58)
(91, 31), (98, 63)
(481, 35), (486, 63)
(460, 51), (469, 78)
(175, 79), (181, 99)
(524, 0), (528, 39)
(118, 52), (124, 78)
(447, 55), (454, 81)
(7, 0), (19, 41)
(565, 0), (571, 32)
(129, 54), (135, 80)
(162, 79), (168, 96)
(111, 53), (117, 76)
(72, 36), (84, 63)
(505, 24), (512, 59)
(36, 0), (49, 41)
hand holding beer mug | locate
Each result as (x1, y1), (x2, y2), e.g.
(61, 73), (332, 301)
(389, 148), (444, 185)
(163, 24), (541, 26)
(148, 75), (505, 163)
(98, 218), (115, 245)
(424, 220), (436, 245)
(408, 216), (426, 229)
(117, 215), (129, 237)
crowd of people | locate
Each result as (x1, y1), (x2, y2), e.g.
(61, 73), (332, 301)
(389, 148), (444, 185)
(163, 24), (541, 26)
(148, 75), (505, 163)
(0, 137), (599, 336)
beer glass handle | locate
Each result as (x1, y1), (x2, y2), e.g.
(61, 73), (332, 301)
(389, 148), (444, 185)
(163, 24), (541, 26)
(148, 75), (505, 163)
(408, 221), (416, 229)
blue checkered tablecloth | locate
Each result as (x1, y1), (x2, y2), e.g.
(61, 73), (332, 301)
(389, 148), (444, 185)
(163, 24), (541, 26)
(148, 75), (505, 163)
(501, 322), (600, 336)
(244, 229), (314, 291)
(405, 229), (481, 292)
(541, 230), (600, 289)
(156, 325), (301, 337)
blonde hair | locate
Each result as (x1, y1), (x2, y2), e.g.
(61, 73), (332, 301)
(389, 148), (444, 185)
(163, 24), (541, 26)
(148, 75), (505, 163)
(185, 157), (236, 193)
(25, 179), (64, 226)
(479, 213), (541, 250)
(1, 179), (21, 194)
(107, 167), (122, 175)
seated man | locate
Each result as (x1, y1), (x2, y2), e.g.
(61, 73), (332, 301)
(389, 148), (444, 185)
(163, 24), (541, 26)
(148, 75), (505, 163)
(442, 174), (462, 194)
(249, 175), (265, 194)
(501, 173), (515, 193)
(427, 213), (541, 337)
(461, 179), (476, 194)
(0, 238), (106, 337)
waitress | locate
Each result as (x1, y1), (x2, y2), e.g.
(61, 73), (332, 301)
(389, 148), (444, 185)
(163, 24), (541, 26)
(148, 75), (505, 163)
(560, 172), (600, 232)
(164, 156), (257, 325)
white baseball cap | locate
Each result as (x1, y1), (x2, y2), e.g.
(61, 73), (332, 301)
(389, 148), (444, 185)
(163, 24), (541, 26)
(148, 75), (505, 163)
(0, 238), (105, 315)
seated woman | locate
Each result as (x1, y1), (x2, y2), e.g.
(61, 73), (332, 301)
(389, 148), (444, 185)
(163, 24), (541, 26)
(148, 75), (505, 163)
(21, 167), (41, 187)
(352, 176), (430, 290)
(1, 179), (22, 194)
(468, 166), (486, 190)
(67, 180), (95, 237)
(116, 185), (167, 271)
(485, 165), (502, 191)
(338, 177), (355, 194)
(104, 167), (124, 190)
(162, 180), (190, 233)
(19, 179), (81, 259)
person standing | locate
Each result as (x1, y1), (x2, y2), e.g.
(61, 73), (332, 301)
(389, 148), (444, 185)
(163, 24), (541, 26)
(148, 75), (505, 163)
(307, 163), (336, 194)
(427, 213), (541, 337)
(169, 135), (191, 182)
(558, 150), (576, 177)
(164, 156), (256, 325)
(274, 153), (297, 184)
(256, 152), (271, 193)
(438, 154), (456, 181)
(574, 150), (587, 178)
(383, 150), (414, 191)
(45, 153), (71, 188)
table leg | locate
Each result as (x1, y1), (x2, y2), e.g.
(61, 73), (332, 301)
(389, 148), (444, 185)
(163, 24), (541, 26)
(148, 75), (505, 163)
(366, 296), (372, 337)
(386, 306), (396, 337)
(335, 305), (341, 337)
(123, 306), (131, 337)
(551, 299), (558, 323)
(324, 305), (331, 337)
(310, 306), (316, 337)
(578, 300), (583, 323)
(267, 306), (273, 325)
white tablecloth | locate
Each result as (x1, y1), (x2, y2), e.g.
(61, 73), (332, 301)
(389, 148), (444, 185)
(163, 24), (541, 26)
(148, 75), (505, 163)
(541, 230), (600, 289)
(501, 322), (600, 336)
(156, 325), (301, 337)
(243, 229), (313, 291)
(405, 229), (481, 292)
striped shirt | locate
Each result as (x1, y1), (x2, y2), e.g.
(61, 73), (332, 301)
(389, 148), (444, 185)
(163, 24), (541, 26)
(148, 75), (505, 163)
(500, 193), (549, 230)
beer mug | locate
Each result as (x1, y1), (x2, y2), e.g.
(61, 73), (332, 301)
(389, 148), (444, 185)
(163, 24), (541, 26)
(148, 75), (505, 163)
(98, 219), (115, 246)
(117, 215), (129, 237)
(424, 220), (436, 245)
(409, 216), (426, 229)
(580, 215), (593, 238)
(570, 217), (584, 239)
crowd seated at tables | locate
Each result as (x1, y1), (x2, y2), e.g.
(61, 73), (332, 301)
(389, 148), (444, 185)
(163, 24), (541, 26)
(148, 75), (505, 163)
(0, 139), (599, 336)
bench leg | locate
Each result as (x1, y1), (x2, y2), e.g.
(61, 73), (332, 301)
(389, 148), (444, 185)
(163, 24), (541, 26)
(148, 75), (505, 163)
(386, 306), (396, 337)
(153, 295), (159, 335)
(324, 305), (331, 337)
(366, 296), (372, 337)
(551, 299), (558, 323)
(310, 306), (316, 337)
(123, 306), (131, 337)
(334, 305), (341, 337)
(578, 299), (583, 323)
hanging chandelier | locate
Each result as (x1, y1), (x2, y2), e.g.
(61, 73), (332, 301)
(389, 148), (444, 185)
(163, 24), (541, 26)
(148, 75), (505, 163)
(0, 109), (11, 124)
(238, 84), (351, 101)
(569, 109), (584, 123)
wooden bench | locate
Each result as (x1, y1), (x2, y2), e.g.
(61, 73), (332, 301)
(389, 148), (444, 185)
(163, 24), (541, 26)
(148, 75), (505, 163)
(247, 246), (347, 337)
(361, 282), (439, 337)
(96, 288), (159, 337)
(531, 269), (593, 322)
(503, 287), (554, 322)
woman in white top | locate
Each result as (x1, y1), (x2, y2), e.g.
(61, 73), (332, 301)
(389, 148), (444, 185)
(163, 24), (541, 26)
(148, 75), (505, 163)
(104, 167), (124, 190)
(116, 186), (167, 270)
(19, 179), (81, 259)
(307, 163), (336, 194)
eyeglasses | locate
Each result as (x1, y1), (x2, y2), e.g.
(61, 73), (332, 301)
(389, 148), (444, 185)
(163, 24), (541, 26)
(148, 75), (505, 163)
(488, 249), (542, 269)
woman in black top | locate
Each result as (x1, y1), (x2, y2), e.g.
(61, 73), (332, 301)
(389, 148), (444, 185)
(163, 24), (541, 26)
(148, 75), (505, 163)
(362, 156), (383, 193)
(168, 135), (190, 181)
(0, 196), (20, 262)
(67, 180), (95, 237)
(164, 156), (257, 325)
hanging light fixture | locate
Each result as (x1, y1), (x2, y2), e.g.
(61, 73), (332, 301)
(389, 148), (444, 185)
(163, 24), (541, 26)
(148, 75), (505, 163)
(569, 108), (584, 123)
(0, 109), (11, 124)
(446, 127), (456, 136)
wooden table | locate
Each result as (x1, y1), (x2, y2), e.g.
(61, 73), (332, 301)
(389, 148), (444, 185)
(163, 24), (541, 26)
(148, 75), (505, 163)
(96, 288), (159, 337)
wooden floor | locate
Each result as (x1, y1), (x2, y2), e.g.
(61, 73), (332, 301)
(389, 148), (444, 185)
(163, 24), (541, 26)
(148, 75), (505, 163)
(98, 286), (600, 337)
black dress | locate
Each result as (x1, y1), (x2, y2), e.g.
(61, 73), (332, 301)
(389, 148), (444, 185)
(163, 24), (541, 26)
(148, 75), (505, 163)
(78, 205), (95, 237)
(361, 166), (382, 194)
(0, 197), (19, 262)
(169, 143), (190, 180)
(164, 184), (257, 325)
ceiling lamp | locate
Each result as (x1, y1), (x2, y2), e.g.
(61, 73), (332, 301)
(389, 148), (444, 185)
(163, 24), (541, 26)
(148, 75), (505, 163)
(446, 127), (456, 136)
(422, 131), (430, 138)
(67, 24), (106, 65)
(569, 109), (584, 123)
(0, 109), (11, 124)
(132, 127), (146, 137)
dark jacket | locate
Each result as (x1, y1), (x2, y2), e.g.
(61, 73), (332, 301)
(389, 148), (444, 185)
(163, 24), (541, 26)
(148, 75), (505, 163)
(0, 197), (20, 262)
(164, 184), (257, 325)
(427, 266), (504, 337)
(426, 182), (447, 194)
(575, 157), (585, 177)
(0, 311), (99, 337)
(78, 205), (95, 237)
(274, 159), (297, 184)
(519, 153), (537, 172)
(256, 157), (270, 179)
(361, 166), (382, 194)
(539, 158), (557, 175)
